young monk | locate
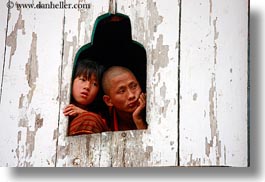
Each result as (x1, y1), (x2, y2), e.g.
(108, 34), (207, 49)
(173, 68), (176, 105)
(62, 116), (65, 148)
(63, 59), (109, 135)
(102, 66), (147, 131)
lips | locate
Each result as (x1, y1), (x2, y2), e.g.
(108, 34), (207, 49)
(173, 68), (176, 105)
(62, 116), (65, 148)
(128, 101), (138, 108)
(80, 91), (89, 98)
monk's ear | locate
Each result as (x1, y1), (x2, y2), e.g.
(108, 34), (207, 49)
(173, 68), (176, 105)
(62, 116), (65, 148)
(103, 95), (113, 107)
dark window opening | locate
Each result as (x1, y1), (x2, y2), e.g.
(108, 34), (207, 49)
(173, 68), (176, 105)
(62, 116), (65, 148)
(67, 13), (147, 136)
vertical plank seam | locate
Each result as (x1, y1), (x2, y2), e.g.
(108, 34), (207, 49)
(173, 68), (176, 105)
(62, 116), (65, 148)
(0, 1), (10, 104)
(54, 9), (66, 167)
(122, 135), (126, 167)
(177, 0), (182, 167)
(108, 0), (117, 14)
(247, 0), (250, 167)
(98, 134), (102, 167)
(85, 135), (91, 166)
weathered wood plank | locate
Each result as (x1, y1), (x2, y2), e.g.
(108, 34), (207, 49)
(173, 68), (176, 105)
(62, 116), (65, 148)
(56, 0), (110, 167)
(0, 0), (64, 166)
(118, 0), (180, 167)
(0, 0), (248, 168)
(0, 0), (9, 101)
(57, 0), (180, 167)
(179, 0), (249, 166)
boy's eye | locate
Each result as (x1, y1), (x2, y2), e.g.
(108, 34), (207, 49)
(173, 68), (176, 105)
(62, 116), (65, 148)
(93, 82), (98, 87)
(79, 77), (86, 81)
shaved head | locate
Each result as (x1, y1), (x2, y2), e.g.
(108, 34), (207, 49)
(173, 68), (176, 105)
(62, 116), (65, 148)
(102, 66), (135, 95)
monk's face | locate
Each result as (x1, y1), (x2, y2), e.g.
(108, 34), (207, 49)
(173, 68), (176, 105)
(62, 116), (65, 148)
(107, 72), (142, 113)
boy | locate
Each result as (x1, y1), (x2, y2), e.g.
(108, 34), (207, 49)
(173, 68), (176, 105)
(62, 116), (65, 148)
(102, 66), (147, 131)
(63, 59), (109, 135)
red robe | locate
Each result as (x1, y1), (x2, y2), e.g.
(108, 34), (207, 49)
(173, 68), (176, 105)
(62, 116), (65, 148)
(68, 112), (109, 136)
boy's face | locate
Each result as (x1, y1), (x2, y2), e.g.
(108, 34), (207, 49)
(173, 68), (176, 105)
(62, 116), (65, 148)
(106, 72), (142, 113)
(72, 74), (99, 107)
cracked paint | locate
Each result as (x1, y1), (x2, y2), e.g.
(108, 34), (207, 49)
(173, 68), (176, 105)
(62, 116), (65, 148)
(209, 75), (217, 139)
(25, 32), (38, 104)
(193, 93), (197, 101)
(187, 154), (201, 166)
(16, 113), (44, 166)
(18, 94), (25, 109)
(153, 34), (169, 74)
(6, 10), (25, 68)
(209, 0), (212, 25)
(60, 32), (78, 105)
(205, 74), (222, 165)
(213, 17), (219, 64)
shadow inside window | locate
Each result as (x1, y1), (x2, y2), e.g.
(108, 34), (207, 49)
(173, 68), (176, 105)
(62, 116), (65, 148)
(68, 13), (147, 135)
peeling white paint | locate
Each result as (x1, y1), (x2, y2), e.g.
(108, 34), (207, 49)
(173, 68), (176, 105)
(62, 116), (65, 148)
(0, 0), (248, 167)
(0, 0), (9, 101)
(180, 0), (248, 167)
(0, 0), (64, 167)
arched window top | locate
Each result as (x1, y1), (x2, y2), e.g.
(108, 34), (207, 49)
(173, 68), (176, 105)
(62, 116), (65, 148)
(74, 12), (147, 92)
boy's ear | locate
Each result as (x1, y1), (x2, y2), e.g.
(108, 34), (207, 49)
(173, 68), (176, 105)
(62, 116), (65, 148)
(103, 95), (113, 107)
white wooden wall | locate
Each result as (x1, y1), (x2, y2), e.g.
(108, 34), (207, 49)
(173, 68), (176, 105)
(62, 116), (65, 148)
(180, 0), (249, 167)
(0, 0), (248, 167)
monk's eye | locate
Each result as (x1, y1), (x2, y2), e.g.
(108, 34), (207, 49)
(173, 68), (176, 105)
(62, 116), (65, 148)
(130, 83), (138, 90)
(118, 88), (125, 94)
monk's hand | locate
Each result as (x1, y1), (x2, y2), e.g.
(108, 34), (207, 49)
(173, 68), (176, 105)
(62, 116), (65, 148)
(63, 104), (87, 117)
(132, 93), (147, 129)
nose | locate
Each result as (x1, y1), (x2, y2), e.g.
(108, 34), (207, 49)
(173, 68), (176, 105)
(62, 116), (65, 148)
(128, 89), (136, 100)
(84, 81), (91, 90)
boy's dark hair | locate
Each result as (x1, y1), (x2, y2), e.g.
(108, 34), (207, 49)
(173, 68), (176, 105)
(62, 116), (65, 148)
(73, 59), (103, 83)
(71, 59), (106, 113)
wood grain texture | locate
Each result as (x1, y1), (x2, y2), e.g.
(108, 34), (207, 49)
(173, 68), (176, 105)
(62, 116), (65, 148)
(0, 0), (64, 166)
(56, 0), (110, 167)
(0, 0), (9, 100)
(0, 0), (248, 167)
(57, 0), (180, 167)
(179, 0), (249, 166)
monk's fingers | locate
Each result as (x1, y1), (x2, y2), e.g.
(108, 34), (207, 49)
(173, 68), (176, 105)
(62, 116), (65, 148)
(139, 94), (146, 105)
(137, 98), (145, 110)
(140, 93), (146, 102)
(141, 92), (146, 98)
